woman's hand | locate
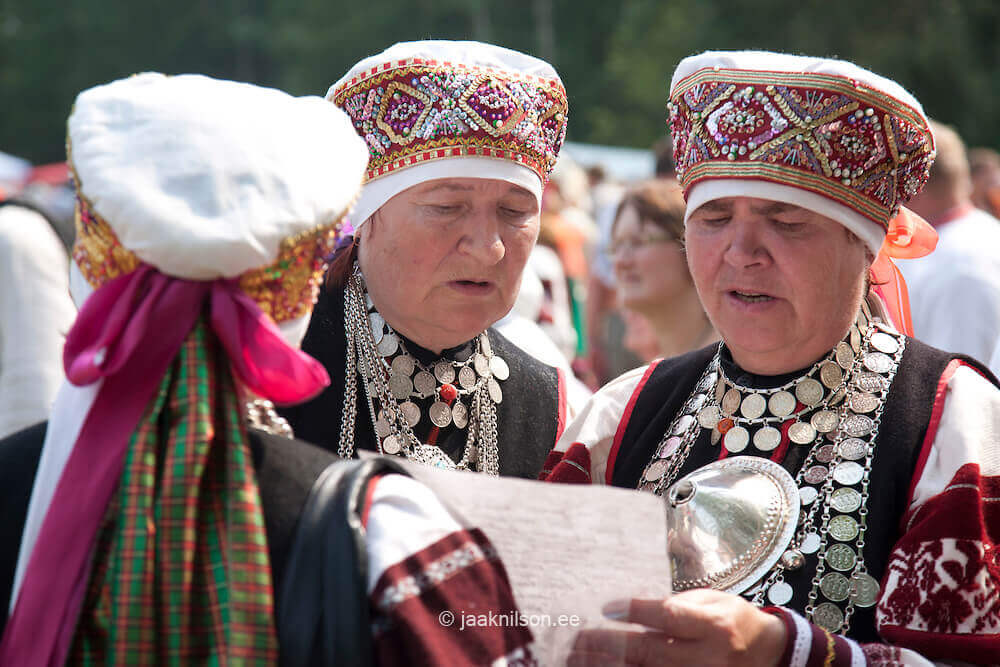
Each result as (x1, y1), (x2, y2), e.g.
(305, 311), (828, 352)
(567, 589), (787, 666)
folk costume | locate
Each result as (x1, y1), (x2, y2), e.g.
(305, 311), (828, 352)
(281, 41), (572, 478)
(542, 52), (1000, 666)
(0, 73), (369, 664)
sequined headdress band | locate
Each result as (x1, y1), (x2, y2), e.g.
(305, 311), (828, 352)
(72, 194), (343, 324)
(330, 58), (568, 185)
(668, 63), (935, 247)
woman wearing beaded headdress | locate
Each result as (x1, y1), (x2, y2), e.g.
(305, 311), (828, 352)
(280, 40), (572, 478)
(0, 73), (370, 664)
(543, 52), (1000, 665)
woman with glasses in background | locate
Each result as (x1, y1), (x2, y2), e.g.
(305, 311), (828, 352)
(610, 179), (717, 361)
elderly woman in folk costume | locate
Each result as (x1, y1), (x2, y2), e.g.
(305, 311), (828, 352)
(0, 73), (370, 664)
(279, 40), (573, 478)
(544, 52), (1000, 666)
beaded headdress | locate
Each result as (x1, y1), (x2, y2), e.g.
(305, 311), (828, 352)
(668, 51), (935, 255)
(67, 73), (366, 322)
(329, 40), (568, 227)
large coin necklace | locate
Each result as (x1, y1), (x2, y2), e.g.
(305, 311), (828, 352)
(338, 265), (505, 475)
(638, 302), (905, 634)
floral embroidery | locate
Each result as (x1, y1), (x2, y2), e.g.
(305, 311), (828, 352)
(879, 538), (1000, 634)
(862, 643), (903, 666)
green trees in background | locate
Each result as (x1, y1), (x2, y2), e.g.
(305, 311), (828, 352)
(2, 0), (997, 164)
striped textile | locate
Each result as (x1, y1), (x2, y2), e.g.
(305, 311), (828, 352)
(69, 318), (278, 664)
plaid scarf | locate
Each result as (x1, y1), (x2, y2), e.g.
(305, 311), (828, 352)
(69, 317), (278, 664)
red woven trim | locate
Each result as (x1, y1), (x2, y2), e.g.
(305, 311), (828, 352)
(606, 361), (661, 485)
(901, 359), (965, 529)
(763, 607), (796, 667)
(555, 367), (568, 443)
(681, 164), (891, 227)
(804, 620), (832, 667)
(361, 473), (388, 529)
(367, 144), (546, 182)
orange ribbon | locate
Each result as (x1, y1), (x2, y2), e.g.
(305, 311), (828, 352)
(870, 207), (938, 336)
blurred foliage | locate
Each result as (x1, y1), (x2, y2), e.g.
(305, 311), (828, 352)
(1, 0), (998, 163)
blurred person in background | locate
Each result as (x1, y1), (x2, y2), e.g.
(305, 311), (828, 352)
(537, 157), (596, 363)
(611, 179), (717, 361)
(968, 146), (1000, 217)
(585, 137), (677, 383)
(0, 185), (76, 439)
(897, 120), (1000, 372)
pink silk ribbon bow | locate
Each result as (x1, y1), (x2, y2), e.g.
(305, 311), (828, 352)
(0, 264), (329, 666)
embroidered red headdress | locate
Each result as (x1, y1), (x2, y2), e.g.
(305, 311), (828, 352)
(328, 40), (569, 227)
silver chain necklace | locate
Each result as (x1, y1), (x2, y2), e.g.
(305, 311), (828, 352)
(639, 302), (905, 634)
(337, 265), (504, 475)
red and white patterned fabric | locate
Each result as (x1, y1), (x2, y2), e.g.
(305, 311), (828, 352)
(363, 474), (538, 666)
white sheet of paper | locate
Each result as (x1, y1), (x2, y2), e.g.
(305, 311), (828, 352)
(399, 462), (673, 664)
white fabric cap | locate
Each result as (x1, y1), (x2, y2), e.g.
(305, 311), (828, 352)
(349, 156), (542, 227)
(684, 179), (886, 255)
(69, 73), (369, 280)
(329, 40), (563, 228)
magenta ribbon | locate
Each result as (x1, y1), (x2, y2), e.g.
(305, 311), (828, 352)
(0, 264), (329, 666)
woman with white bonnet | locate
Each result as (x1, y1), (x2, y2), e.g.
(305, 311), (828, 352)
(545, 52), (1000, 665)
(281, 40), (572, 478)
(0, 73), (369, 663)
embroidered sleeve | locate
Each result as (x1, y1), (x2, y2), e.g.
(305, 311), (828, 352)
(364, 475), (537, 666)
(538, 365), (649, 484)
(876, 364), (1000, 665)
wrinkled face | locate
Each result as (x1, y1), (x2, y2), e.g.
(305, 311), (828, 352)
(358, 177), (540, 352)
(611, 203), (689, 313)
(685, 197), (869, 374)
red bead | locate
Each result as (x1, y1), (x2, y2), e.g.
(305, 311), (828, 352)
(439, 383), (458, 403)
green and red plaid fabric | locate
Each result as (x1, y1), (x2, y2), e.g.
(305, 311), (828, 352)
(70, 317), (278, 665)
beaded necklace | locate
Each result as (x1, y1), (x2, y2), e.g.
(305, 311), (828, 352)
(639, 302), (905, 633)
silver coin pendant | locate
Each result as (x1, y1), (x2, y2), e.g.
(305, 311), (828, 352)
(413, 371), (437, 396)
(812, 602), (844, 633)
(795, 378), (824, 406)
(434, 361), (456, 385)
(487, 377), (503, 404)
(429, 401), (452, 428)
(753, 425), (782, 451)
(768, 390), (796, 417)
(458, 366), (477, 390)
(490, 355), (510, 381)
(451, 401), (469, 428)
(740, 393), (767, 419)
(724, 425), (749, 453)
(767, 582), (794, 605)
(400, 401), (421, 427)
